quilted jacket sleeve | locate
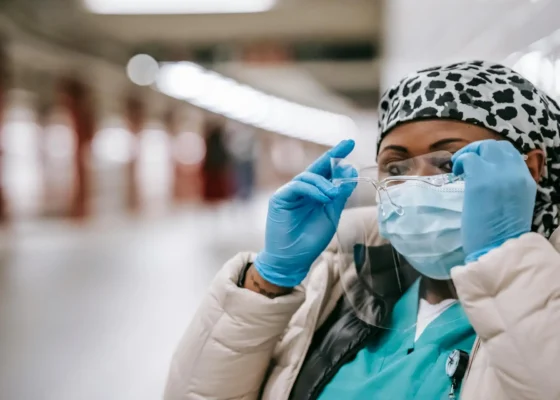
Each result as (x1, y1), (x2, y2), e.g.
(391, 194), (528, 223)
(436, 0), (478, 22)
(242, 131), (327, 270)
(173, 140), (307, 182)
(451, 233), (560, 400)
(164, 252), (305, 400)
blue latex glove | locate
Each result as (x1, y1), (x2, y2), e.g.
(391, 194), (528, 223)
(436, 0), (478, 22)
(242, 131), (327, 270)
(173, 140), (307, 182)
(452, 140), (537, 263)
(254, 140), (358, 287)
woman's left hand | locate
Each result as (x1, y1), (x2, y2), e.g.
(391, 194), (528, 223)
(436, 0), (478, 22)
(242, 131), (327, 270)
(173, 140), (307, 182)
(452, 139), (537, 263)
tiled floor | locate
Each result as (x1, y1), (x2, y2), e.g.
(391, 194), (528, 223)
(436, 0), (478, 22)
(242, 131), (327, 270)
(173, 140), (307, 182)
(0, 196), (268, 400)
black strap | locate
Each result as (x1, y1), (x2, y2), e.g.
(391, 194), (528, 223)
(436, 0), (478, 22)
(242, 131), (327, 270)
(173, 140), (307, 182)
(237, 262), (253, 287)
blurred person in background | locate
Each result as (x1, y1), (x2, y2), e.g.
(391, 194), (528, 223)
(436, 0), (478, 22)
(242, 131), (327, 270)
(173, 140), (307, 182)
(226, 123), (257, 202)
(164, 61), (560, 400)
(201, 119), (233, 204)
(59, 79), (95, 219)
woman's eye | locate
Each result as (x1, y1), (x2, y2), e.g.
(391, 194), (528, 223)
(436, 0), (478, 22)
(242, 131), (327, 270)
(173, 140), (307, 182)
(439, 161), (453, 172)
(387, 164), (407, 176)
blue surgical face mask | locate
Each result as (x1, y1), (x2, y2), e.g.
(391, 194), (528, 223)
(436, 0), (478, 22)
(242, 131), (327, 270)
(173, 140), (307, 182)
(377, 179), (466, 280)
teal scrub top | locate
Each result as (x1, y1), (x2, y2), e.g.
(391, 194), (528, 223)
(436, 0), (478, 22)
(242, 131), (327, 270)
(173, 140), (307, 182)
(318, 280), (476, 400)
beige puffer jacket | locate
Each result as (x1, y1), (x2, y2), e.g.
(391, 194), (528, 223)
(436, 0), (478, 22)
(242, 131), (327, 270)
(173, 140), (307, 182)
(164, 207), (560, 400)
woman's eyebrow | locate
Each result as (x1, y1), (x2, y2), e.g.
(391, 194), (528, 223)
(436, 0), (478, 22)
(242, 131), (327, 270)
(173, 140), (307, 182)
(429, 138), (469, 150)
(378, 145), (408, 155)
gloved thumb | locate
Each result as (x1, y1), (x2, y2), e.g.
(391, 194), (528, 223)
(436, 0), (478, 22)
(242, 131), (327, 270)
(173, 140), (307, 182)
(326, 167), (358, 225)
(334, 166), (358, 204)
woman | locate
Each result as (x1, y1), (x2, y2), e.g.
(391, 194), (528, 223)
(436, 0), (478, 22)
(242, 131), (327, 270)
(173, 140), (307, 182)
(164, 61), (560, 400)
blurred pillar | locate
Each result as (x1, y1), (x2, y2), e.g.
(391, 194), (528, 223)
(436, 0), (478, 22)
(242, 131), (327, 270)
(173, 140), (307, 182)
(59, 79), (95, 220)
(164, 108), (181, 203)
(35, 70), (59, 218)
(164, 109), (198, 204)
(165, 109), (204, 204)
(124, 96), (145, 212)
(0, 41), (9, 223)
(226, 122), (258, 201)
(36, 102), (50, 215)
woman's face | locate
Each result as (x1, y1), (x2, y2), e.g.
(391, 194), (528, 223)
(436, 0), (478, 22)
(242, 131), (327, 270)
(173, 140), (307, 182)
(377, 120), (543, 182)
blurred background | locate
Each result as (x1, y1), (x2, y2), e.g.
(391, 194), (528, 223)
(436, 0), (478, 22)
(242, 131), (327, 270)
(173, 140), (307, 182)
(0, 0), (559, 398)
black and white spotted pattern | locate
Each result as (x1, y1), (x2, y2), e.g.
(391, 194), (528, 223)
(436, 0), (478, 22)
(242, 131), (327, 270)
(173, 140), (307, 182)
(377, 60), (560, 238)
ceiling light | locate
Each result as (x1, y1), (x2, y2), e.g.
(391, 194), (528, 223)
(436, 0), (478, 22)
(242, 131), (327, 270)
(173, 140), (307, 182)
(84, 0), (276, 15)
(227, 86), (270, 125)
(155, 62), (356, 146)
(157, 62), (207, 100)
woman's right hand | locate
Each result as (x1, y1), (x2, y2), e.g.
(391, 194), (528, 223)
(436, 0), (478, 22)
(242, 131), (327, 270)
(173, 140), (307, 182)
(253, 140), (357, 288)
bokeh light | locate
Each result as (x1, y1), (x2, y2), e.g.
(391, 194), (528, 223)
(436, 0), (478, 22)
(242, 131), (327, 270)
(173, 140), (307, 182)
(126, 54), (160, 86)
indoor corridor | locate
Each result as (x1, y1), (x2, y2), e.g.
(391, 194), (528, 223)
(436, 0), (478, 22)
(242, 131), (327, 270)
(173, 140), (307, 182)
(0, 196), (268, 400)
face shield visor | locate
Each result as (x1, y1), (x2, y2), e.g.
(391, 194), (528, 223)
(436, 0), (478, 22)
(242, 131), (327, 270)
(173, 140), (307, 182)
(329, 151), (465, 331)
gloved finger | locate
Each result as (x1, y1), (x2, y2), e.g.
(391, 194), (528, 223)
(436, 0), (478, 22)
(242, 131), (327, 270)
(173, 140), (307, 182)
(274, 180), (332, 204)
(477, 140), (520, 163)
(338, 165), (358, 179)
(451, 140), (494, 163)
(294, 171), (339, 199)
(326, 181), (358, 224)
(331, 163), (359, 183)
(306, 139), (355, 178)
(336, 166), (358, 194)
(492, 140), (526, 163)
(336, 180), (357, 201)
(452, 152), (486, 177)
(452, 139), (519, 165)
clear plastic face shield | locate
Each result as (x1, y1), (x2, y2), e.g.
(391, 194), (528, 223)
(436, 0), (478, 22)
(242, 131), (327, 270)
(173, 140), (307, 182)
(329, 151), (465, 332)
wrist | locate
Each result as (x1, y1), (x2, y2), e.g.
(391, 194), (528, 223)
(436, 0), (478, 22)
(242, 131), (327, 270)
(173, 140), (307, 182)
(254, 252), (308, 288)
(465, 232), (528, 263)
(465, 247), (496, 264)
(244, 265), (293, 298)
